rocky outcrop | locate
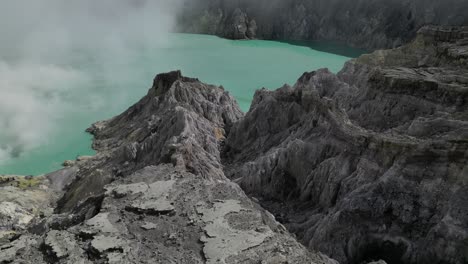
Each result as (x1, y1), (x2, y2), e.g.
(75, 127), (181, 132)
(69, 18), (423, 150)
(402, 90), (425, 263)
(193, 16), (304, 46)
(1, 26), (467, 264)
(0, 71), (335, 263)
(0, 175), (61, 246)
(221, 8), (257, 40)
(178, 6), (257, 40)
(223, 26), (468, 264)
(178, 0), (468, 49)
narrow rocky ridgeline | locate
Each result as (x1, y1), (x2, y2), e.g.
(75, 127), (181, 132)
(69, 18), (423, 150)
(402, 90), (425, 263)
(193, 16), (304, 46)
(1, 26), (467, 264)
(177, 0), (468, 49)
(0, 72), (335, 263)
(223, 26), (468, 264)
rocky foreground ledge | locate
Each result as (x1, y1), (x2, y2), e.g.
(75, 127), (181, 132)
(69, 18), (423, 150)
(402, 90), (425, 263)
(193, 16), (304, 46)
(1, 26), (467, 264)
(0, 72), (334, 263)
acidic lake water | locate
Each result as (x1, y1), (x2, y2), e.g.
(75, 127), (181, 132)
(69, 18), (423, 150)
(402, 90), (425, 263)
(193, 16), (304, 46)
(0, 33), (364, 175)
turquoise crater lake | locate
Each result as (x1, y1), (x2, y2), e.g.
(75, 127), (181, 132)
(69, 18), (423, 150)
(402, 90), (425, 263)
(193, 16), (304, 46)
(0, 33), (364, 175)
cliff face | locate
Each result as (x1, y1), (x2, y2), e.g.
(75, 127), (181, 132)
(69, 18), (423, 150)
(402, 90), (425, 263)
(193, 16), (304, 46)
(1, 26), (467, 264)
(223, 26), (468, 264)
(177, 0), (468, 49)
(0, 72), (334, 264)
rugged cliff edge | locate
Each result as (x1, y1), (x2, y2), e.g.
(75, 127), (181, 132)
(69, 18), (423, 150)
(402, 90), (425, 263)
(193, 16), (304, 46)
(1, 26), (467, 264)
(223, 26), (468, 264)
(0, 72), (334, 263)
(177, 0), (468, 49)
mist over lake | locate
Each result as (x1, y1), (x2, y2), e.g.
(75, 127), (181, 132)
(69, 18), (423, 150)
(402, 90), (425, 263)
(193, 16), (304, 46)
(0, 32), (361, 175)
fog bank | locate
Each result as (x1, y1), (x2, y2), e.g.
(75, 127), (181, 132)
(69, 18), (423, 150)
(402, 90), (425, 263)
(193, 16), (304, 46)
(0, 0), (180, 163)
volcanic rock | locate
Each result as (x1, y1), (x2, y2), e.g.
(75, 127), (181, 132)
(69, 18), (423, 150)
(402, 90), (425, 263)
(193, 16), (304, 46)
(1, 25), (466, 264)
(0, 70), (334, 264)
(223, 26), (468, 264)
(178, 0), (468, 49)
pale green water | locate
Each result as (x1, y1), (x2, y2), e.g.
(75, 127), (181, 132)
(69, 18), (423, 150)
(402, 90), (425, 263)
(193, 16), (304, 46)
(0, 33), (363, 175)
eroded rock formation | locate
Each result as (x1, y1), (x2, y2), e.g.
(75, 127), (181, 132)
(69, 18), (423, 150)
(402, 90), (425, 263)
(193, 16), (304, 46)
(178, 0), (468, 49)
(0, 72), (334, 264)
(223, 26), (468, 264)
(1, 26), (466, 264)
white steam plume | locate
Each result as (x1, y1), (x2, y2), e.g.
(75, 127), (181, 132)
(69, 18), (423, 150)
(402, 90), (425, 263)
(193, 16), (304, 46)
(0, 0), (180, 163)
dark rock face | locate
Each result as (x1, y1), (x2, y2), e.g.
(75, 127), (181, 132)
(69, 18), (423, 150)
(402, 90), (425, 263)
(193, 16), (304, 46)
(178, 5), (258, 40)
(223, 26), (468, 264)
(2, 26), (467, 264)
(177, 0), (468, 49)
(222, 8), (257, 39)
(0, 71), (335, 263)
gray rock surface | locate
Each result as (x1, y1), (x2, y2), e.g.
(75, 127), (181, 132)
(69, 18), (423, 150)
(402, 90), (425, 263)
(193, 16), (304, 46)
(177, 0), (468, 49)
(0, 175), (58, 248)
(0, 235), (44, 264)
(0, 71), (335, 263)
(1, 25), (466, 264)
(223, 26), (468, 264)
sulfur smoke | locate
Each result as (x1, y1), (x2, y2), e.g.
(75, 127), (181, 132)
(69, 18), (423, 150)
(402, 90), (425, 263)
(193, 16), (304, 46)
(0, 0), (180, 163)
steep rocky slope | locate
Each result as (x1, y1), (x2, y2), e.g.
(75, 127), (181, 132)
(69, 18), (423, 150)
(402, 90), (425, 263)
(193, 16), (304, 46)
(223, 26), (468, 264)
(0, 72), (334, 263)
(1, 26), (467, 264)
(177, 0), (468, 49)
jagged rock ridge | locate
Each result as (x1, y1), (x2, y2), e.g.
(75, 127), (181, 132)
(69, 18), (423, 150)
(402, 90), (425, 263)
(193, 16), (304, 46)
(0, 72), (335, 263)
(223, 26), (468, 264)
(1, 25), (467, 264)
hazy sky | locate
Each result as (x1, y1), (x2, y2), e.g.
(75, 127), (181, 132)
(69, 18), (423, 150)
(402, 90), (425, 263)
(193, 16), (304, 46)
(0, 0), (180, 162)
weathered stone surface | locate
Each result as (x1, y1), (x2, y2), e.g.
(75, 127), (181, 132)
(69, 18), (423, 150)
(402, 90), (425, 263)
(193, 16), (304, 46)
(44, 230), (82, 259)
(127, 199), (175, 214)
(0, 201), (34, 230)
(198, 199), (273, 264)
(45, 167), (79, 191)
(107, 252), (126, 264)
(223, 26), (468, 264)
(0, 236), (29, 263)
(0, 235), (44, 264)
(2, 25), (465, 264)
(84, 213), (119, 234)
(105, 182), (148, 198)
(178, 0), (468, 49)
(140, 222), (157, 230)
(0, 230), (16, 246)
(0, 176), (58, 242)
(90, 235), (127, 254)
(0, 70), (332, 263)
(125, 180), (175, 214)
